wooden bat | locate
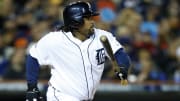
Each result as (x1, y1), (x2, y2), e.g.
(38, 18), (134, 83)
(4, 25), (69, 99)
(100, 35), (128, 85)
(100, 35), (119, 72)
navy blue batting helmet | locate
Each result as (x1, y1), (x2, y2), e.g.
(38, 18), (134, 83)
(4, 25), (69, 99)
(63, 1), (99, 29)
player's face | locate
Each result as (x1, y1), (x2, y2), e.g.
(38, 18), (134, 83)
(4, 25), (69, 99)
(78, 16), (95, 37)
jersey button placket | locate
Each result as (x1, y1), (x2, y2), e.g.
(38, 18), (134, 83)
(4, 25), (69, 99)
(79, 46), (90, 99)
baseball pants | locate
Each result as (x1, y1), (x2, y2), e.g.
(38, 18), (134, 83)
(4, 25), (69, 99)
(46, 86), (92, 101)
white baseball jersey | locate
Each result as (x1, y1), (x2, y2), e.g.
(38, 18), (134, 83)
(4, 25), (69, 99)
(29, 28), (122, 100)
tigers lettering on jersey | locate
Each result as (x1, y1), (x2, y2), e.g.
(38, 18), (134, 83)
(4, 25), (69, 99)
(96, 48), (105, 65)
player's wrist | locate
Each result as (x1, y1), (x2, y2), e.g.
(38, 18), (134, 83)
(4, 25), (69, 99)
(27, 83), (38, 91)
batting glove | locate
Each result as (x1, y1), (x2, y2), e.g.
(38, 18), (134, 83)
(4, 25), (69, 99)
(26, 84), (43, 101)
(115, 67), (128, 80)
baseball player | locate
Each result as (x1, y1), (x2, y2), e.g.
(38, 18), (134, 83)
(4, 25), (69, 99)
(25, 1), (131, 101)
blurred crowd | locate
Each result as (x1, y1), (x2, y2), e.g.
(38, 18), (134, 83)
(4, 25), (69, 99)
(0, 0), (179, 84)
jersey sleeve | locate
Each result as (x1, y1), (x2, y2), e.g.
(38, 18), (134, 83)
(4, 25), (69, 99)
(28, 35), (50, 65)
(104, 31), (123, 54)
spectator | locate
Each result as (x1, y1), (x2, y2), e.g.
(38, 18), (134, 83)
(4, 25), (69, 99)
(3, 48), (26, 79)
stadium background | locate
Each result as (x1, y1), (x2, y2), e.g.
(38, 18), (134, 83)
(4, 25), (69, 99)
(0, 0), (179, 101)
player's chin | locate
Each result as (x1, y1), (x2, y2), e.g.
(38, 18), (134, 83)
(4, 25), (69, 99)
(89, 27), (94, 33)
(88, 30), (94, 37)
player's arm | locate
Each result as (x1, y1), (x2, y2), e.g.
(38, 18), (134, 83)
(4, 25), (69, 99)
(114, 48), (131, 81)
(26, 54), (43, 101)
(104, 31), (131, 81)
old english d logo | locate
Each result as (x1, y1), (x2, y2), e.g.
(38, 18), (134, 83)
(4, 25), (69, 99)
(96, 48), (105, 65)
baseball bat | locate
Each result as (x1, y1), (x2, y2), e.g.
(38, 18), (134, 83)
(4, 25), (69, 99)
(100, 35), (128, 85)
(100, 35), (119, 72)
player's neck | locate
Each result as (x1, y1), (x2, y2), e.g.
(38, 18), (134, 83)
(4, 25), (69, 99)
(72, 31), (88, 41)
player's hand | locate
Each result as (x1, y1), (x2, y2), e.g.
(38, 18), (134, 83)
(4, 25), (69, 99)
(115, 67), (128, 86)
(26, 84), (43, 101)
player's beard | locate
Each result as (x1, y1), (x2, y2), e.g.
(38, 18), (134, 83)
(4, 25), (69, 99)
(88, 25), (95, 37)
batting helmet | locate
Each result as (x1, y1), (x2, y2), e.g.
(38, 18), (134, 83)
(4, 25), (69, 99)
(63, 1), (99, 30)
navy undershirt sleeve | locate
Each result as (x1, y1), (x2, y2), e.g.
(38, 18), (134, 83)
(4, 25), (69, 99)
(26, 54), (40, 84)
(114, 48), (131, 71)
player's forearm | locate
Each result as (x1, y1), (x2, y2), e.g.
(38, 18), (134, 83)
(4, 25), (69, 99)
(26, 55), (43, 101)
(26, 54), (40, 85)
(114, 48), (131, 71)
